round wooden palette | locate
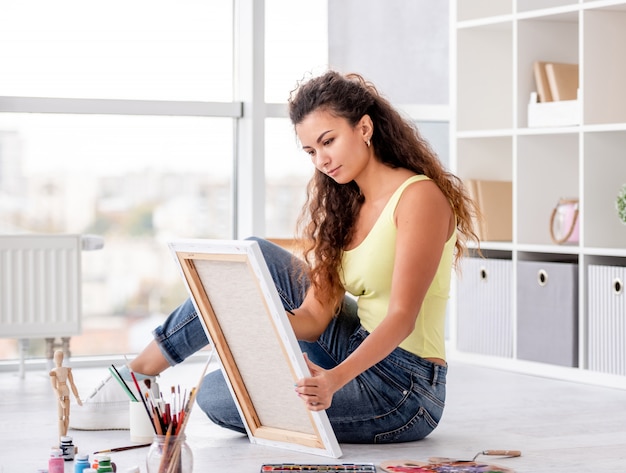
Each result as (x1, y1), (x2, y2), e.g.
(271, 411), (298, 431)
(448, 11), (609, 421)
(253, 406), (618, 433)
(380, 459), (516, 473)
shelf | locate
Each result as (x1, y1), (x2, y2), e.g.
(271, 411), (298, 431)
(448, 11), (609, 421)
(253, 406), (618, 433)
(470, 241), (514, 252)
(584, 122), (626, 132)
(517, 13), (578, 129)
(583, 130), (626, 249)
(515, 244), (581, 256)
(452, 0), (626, 383)
(517, 134), (579, 246)
(516, 4), (580, 18)
(457, 0), (512, 23)
(584, 251), (626, 263)
(456, 136), (512, 180)
(464, 122), (626, 136)
(455, 22), (513, 132)
(582, 0), (626, 12)
(517, 125), (580, 135)
(456, 129), (514, 138)
(583, 8), (626, 124)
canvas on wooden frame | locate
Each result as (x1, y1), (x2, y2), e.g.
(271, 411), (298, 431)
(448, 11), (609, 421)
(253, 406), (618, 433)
(168, 238), (342, 458)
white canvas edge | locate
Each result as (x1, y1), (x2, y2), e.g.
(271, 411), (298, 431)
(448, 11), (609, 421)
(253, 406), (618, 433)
(167, 238), (342, 458)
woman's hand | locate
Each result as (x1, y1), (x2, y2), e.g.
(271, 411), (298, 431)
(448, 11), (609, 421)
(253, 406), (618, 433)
(294, 353), (338, 411)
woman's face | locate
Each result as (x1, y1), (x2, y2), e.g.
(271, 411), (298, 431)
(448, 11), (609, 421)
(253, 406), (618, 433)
(295, 109), (371, 184)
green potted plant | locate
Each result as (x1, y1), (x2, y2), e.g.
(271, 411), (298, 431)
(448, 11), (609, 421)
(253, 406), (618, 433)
(617, 184), (626, 225)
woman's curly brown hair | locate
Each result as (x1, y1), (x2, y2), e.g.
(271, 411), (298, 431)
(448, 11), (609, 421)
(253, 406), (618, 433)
(288, 70), (479, 312)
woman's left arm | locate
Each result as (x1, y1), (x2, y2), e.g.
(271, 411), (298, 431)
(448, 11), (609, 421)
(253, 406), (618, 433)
(295, 180), (453, 410)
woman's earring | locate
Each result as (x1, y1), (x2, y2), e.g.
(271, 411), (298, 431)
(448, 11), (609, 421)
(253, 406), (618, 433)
(366, 138), (371, 147)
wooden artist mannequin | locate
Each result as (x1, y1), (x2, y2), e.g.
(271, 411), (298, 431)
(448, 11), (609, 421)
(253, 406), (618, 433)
(49, 349), (82, 438)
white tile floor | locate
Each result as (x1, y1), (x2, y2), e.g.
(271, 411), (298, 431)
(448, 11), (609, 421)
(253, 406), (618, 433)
(2, 353), (626, 473)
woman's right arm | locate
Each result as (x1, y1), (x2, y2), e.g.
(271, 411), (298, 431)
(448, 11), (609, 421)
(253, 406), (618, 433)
(288, 286), (337, 342)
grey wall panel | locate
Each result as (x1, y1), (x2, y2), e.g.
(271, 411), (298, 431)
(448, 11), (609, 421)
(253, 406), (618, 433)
(328, 0), (449, 105)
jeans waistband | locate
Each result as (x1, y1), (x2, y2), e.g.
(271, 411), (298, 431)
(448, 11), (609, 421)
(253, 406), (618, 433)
(354, 326), (447, 385)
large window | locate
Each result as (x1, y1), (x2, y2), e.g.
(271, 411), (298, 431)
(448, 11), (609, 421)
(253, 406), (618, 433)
(265, 118), (313, 237)
(264, 0), (328, 237)
(0, 113), (233, 357)
(0, 1), (234, 101)
(0, 0), (329, 361)
(265, 0), (328, 103)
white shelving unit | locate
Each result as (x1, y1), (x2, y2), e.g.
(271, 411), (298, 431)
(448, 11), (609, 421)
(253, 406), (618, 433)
(450, 0), (626, 389)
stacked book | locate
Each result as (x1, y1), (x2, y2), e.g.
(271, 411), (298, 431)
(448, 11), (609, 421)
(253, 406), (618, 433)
(529, 61), (579, 127)
(533, 61), (579, 102)
(465, 179), (513, 242)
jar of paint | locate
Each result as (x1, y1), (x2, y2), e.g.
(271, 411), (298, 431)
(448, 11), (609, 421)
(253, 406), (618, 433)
(74, 453), (90, 473)
(91, 454), (100, 470)
(60, 435), (76, 461)
(48, 448), (64, 473)
(96, 455), (114, 473)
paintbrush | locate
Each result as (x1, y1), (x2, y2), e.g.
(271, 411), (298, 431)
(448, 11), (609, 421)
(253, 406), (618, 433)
(108, 365), (138, 402)
(93, 443), (151, 454)
(159, 352), (213, 473)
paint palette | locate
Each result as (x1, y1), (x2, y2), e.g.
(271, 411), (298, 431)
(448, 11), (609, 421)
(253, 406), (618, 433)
(380, 459), (516, 473)
(261, 464), (377, 472)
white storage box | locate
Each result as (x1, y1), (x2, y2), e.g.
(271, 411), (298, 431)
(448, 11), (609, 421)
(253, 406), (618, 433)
(517, 260), (578, 367)
(588, 264), (626, 376)
(456, 256), (513, 357)
(528, 99), (580, 128)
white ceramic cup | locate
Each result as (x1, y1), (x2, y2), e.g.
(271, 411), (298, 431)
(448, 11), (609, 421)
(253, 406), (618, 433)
(129, 401), (155, 443)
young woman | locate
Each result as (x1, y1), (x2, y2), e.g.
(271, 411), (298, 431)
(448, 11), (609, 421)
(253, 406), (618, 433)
(71, 70), (478, 443)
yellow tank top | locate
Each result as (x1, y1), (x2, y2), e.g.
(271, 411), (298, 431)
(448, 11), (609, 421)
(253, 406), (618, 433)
(340, 175), (456, 360)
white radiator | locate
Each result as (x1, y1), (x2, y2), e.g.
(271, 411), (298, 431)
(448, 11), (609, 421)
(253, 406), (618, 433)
(0, 234), (103, 376)
(588, 264), (626, 376)
(0, 234), (82, 338)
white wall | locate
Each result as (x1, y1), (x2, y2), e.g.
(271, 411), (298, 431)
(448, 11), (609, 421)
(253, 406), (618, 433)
(328, 0), (449, 105)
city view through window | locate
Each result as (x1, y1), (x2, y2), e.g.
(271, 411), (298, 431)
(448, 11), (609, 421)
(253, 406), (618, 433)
(0, 0), (328, 361)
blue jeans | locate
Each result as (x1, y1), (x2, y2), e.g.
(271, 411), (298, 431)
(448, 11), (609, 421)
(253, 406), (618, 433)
(153, 237), (447, 443)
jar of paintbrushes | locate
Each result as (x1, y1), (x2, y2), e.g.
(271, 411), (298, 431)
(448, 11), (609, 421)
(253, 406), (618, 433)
(121, 357), (211, 473)
(146, 433), (193, 473)
(143, 384), (197, 473)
